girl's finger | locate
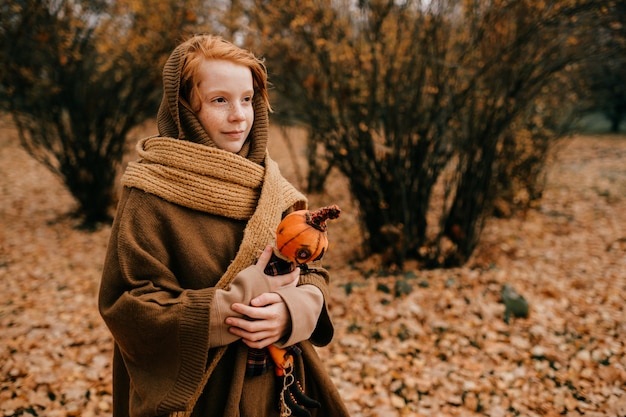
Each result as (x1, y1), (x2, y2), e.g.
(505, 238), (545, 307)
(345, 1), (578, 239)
(250, 292), (282, 307)
(254, 245), (274, 269)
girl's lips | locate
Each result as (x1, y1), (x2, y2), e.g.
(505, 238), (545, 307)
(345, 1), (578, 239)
(224, 130), (244, 138)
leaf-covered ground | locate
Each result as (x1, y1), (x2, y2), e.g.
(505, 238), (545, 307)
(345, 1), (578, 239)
(1, 120), (625, 417)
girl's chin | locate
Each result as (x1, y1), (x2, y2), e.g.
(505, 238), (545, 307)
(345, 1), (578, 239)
(214, 139), (246, 153)
(224, 144), (245, 153)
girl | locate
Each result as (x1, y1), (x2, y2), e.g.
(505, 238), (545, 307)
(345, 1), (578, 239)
(99, 35), (350, 417)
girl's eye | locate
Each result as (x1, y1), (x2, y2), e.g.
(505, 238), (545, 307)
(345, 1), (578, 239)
(243, 96), (252, 103)
(214, 97), (227, 103)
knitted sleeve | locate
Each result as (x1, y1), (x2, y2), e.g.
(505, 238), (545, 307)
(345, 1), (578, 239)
(274, 284), (324, 347)
(208, 265), (273, 347)
(98, 189), (231, 416)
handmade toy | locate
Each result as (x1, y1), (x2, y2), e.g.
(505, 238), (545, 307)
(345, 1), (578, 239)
(264, 205), (341, 417)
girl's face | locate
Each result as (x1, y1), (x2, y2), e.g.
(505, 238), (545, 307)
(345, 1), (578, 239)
(193, 59), (254, 153)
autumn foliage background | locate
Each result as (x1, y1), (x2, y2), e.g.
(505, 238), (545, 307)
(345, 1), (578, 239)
(1, 0), (626, 416)
(2, 116), (625, 417)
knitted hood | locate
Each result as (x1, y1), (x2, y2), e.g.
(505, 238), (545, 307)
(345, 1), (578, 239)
(156, 40), (268, 165)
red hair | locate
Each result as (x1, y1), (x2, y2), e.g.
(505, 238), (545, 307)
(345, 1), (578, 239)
(179, 34), (271, 112)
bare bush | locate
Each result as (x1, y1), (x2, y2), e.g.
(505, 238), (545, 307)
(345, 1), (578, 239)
(242, 0), (615, 267)
(0, 0), (202, 227)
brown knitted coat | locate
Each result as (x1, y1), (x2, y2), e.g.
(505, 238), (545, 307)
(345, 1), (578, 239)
(98, 37), (350, 417)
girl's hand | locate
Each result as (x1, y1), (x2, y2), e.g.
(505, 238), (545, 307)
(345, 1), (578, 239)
(225, 245), (297, 348)
(227, 293), (291, 348)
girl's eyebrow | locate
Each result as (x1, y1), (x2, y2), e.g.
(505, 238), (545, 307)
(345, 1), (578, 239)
(205, 88), (254, 96)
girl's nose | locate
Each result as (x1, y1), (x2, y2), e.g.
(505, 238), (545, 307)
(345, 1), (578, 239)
(229, 102), (245, 121)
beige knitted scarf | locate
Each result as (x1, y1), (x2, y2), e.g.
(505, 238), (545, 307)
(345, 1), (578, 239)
(122, 136), (306, 417)
(122, 135), (306, 290)
(123, 136), (264, 220)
